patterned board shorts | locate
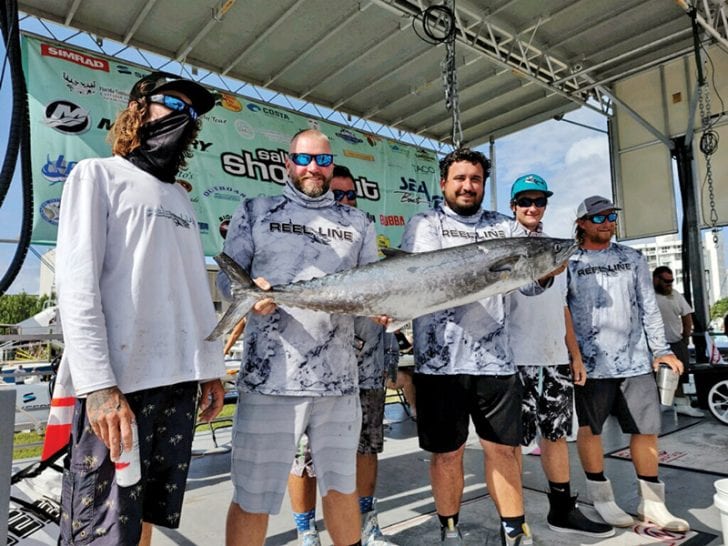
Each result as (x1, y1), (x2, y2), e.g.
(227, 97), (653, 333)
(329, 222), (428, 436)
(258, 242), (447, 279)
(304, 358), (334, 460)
(290, 388), (386, 477)
(59, 382), (198, 546)
(518, 364), (574, 444)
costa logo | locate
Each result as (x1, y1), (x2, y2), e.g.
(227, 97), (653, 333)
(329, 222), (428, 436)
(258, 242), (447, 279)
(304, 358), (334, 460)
(44, 100), (90, 135)
(41, 44), (109, 71)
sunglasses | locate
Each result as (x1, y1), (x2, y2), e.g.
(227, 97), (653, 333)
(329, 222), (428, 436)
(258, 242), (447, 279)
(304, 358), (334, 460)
(660, 277), (674, 284)
(515, 196), (548, 208)
(148, 94), (198, 120)
(588, 211), (618, 224)
(333, 189), (357, 201)
(289, 153), (334, 167)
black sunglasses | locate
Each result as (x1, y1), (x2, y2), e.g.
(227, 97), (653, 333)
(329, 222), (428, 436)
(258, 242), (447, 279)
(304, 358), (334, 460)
(289, 153), (334, 167)
(515, 196), (548, 208)
(588, 211), (618, 224)
(659, 277), (674, 284)
(333, 189), (357, 201)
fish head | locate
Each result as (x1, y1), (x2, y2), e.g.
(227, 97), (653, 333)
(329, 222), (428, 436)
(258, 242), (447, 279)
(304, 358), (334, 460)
(522, 237), (578, 277)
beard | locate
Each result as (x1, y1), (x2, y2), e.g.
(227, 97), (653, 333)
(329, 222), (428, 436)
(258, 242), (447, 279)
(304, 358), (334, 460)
(655, 284), (671, 295)
(291, 171), (331, 198)
(447, 191), (483, 216)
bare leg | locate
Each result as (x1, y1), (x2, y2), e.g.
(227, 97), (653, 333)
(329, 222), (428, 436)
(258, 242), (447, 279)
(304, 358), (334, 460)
(225, 502), (268, 546)
(481, 439), (523, 517)
(576, 425), (604, 473)
(287, 473), (317, 513)
(430, 445), (465, 515)
(138, 522), (152, 546)
(321, 490), (361, 545)
(630, 434), (658, 476)
(540, 437), (570, 483)
(357, 453), (378, 498)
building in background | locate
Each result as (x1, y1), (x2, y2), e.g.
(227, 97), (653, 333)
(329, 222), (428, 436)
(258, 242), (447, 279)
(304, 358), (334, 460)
(629, 232), (727, 306)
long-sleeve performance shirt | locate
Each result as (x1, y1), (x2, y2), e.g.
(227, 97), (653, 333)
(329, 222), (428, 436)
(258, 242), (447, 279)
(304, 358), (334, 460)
(218, 180), (379, 396)
(56, 156), (225, 396)
(400, 204), (530, 376)
(566, 243), (671, 378)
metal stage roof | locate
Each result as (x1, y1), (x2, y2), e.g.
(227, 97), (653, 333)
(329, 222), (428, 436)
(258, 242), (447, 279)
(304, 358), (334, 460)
(16, 0), (728, 148)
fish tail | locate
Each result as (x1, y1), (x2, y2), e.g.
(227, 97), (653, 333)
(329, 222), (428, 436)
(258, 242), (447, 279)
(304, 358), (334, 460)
(205, 253), (262, 341)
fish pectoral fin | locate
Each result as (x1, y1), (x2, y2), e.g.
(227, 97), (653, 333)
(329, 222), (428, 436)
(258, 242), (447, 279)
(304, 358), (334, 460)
(385, 318), (411, 333)
(381, 248), (411, 259)
(488, 256), (520, 274)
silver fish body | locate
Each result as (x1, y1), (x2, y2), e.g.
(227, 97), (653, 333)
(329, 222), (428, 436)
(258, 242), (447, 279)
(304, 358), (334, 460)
(207, 236), (577, 340)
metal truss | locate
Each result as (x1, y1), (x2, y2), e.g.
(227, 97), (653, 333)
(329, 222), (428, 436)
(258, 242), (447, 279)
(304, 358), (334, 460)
(676, 0), (728, 52)
(16, 12), (449, 155)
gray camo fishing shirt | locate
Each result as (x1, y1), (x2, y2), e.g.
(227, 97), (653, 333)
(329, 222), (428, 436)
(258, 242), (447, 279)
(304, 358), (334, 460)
(217, 180), (379, 396)
(566, 242), (671, 378)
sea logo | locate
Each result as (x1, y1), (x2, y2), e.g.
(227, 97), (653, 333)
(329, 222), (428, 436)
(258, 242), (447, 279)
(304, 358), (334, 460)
(62, 72), (96, 95)
(336, 129), (363, 144)
(44, 100), (90, 135)
(40, 198), (62, 225)
(234, 119), (255, 139)
(395, 177), (434, 205)
(41, 154), (77, 184)
(41, 44), (109, 71)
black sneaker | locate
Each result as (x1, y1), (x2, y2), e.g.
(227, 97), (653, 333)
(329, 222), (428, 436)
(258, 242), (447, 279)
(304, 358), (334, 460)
(547, 493), (615, 537)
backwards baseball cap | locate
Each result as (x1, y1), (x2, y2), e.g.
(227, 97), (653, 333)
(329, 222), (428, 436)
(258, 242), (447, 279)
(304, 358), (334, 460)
(129, 71), (215, 116)
(510, 174), (553, 200)
(576, 195), (622, 218)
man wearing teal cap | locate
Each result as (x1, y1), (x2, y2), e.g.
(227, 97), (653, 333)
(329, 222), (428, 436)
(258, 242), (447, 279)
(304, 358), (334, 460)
(508, 175), (614, 538)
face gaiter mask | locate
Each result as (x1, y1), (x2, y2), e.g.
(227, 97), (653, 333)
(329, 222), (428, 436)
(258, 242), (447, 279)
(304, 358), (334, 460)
(125, 110), (194, 183)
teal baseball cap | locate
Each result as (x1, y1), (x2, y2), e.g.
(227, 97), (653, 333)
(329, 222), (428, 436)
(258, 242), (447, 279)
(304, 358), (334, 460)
(510, 174), (553, 200)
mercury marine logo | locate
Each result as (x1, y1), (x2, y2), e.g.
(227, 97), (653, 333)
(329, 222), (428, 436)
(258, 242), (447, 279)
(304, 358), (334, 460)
(41, 44), (109, 71)
(44, 100), (90, 134)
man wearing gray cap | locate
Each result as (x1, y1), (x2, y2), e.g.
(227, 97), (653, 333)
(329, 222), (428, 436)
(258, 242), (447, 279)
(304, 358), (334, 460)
(566, 195), (689, 533)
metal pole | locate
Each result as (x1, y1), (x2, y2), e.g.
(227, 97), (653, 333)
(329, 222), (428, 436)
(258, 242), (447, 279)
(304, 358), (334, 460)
(489, 136), (497, 210)
(0, 386), (17, 544)
(673, 136), (710, 361)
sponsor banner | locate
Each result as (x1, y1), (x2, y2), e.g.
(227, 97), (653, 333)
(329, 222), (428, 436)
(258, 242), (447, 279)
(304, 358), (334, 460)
(23, 35), (440, 255)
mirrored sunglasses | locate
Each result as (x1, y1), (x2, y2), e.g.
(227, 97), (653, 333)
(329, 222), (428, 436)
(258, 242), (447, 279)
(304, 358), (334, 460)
(333, 189), (357, 201)
(515, 196), (548, 208)
(289, 153), (334, 167)
(148, 94), (198, 120)
(588, 211), (618, 224)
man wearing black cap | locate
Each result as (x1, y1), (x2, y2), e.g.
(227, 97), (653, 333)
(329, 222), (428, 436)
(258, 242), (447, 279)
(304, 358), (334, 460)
(566, 195), (689, 533)
(55, 72), (225, 546)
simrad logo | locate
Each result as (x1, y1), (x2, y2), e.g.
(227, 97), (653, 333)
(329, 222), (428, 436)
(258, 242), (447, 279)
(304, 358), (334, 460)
(41, 44), (110, 71)
(44, 100), (91, 135)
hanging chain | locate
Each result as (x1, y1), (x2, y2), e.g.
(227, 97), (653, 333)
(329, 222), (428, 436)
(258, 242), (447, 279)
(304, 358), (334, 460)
(698, 83), (720, 244)
(439, 0), (462, 149)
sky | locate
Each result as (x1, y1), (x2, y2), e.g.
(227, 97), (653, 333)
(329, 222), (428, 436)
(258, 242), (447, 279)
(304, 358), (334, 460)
(0, 23), (627, 296)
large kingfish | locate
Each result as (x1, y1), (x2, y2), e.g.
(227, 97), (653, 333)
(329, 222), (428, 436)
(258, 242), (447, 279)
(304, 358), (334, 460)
(207, 236), (577, 339)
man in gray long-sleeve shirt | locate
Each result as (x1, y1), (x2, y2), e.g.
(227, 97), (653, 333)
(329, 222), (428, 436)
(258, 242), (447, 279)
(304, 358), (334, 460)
(567, 195), (689, 533)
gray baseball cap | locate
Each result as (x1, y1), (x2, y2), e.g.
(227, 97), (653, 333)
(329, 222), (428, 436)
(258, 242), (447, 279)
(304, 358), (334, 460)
(576, 195), (621, 218)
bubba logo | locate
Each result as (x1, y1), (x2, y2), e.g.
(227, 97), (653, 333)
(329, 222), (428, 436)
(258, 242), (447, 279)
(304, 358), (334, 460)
(41, 44), (110, 72)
